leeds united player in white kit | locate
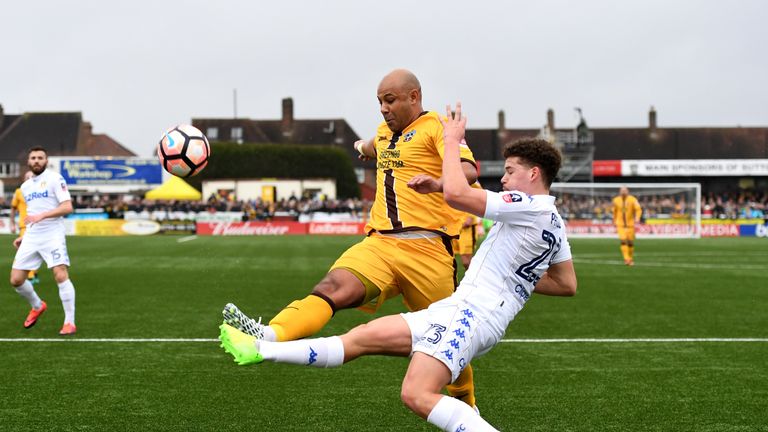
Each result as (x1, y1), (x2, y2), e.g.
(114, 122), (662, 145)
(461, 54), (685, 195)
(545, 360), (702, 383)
(11, 147), (78, 335)
(219, 103), (577, 431)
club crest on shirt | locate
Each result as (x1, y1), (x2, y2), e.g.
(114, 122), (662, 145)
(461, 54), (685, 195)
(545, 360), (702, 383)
(40, 181), (47, 189)
(502, 193), (522, 203)
(404, 129), (416, 142)
(61, 182), (67, 192)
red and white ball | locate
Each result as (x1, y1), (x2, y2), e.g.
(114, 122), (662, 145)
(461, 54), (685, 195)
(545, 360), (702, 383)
(157, 124), (211, 177)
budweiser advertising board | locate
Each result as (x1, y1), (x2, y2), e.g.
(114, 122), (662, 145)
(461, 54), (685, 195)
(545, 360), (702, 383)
(196, 221), (366, 236)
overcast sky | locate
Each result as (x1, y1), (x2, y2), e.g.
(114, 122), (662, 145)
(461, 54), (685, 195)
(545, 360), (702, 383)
(2, 0), (766, 156)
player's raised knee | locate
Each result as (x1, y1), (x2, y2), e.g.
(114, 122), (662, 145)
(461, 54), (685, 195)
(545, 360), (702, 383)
(400, 380), (433, 418)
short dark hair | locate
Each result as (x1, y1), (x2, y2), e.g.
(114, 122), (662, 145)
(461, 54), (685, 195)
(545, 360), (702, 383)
(28, 146), (48, 156)
(502, 137), (562, 187)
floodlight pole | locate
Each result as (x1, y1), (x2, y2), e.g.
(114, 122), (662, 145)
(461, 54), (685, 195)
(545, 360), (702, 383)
(233, 88), (238, 119)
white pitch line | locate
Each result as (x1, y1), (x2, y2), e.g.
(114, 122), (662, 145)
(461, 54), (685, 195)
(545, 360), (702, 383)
(176, 235), (198, 243)
(500, 338), (768, 343)
(0, 338), (766, 343)
(573, 259), (766, 271)
(0, 338), (218, 342)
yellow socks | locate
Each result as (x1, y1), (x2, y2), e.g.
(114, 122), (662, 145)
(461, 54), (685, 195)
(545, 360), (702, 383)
(446, 364), (476, 407)
(268, 295), (334, 341)
(620, 244), (630, 261)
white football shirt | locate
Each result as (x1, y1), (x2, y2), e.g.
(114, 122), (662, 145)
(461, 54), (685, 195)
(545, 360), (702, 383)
(454, 190), (572, 321)
(21, 169), (72, 237)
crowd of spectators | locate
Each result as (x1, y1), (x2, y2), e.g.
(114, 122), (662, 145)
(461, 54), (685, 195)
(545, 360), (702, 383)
(1, 188), (764, 223)
(556, 189), (767, 222)
(0, 193), (371, 222)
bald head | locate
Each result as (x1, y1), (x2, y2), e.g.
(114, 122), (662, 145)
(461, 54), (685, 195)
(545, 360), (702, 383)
(620, 186), (629, 197)
(379, 69), (421, 94)
(377, 69), (423, 133)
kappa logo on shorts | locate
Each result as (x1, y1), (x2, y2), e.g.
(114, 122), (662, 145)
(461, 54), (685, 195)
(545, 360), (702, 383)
(308, 346), (318, 365)
(441, 349), (454, 361)
(456, 317), (471, 329)
(453, 328), (466, 341)
(448, 339), (460, 350)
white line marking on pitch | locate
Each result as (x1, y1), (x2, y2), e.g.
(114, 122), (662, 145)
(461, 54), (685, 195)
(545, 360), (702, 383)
(573, 259), (766, 271)
(499, 338), (768, 343)
(177, 235), (198, 243)
(0, 338), (218, 342)
(0, 338), (766, 343)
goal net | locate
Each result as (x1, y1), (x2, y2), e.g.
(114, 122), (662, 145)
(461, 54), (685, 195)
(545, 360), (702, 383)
(550, 182), (702, 239)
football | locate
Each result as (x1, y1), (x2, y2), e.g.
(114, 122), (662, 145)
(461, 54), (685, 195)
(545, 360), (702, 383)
(157, 124), (211, 177)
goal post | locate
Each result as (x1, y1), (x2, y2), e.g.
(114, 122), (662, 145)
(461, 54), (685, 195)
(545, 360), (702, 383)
(550, 182), (702, 239)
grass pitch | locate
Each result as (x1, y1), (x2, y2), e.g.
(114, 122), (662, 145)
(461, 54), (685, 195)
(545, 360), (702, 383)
(0, 235), (766, 431)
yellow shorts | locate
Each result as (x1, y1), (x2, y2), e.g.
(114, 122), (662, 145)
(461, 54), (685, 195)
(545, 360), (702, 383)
(330, 233), (457, 313)
(452, 225), (477, 256)
(617, 226), (636, 242)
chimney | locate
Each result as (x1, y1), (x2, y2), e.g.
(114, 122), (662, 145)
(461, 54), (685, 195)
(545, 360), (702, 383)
(282, 97), (294, 137)
(497, 110), (506, 132)
(0, 104), (4, 130)
(546, 108), (555, 134)
(648, 106), (657, 131)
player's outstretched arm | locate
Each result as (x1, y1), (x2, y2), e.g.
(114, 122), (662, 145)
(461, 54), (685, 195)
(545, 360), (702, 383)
(534, 260), (577, 297)
(354, 137), (375, 161)
(440, 102), (486, 217)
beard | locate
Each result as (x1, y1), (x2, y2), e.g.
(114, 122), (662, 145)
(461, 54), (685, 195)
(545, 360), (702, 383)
(30, 164), (45, 175)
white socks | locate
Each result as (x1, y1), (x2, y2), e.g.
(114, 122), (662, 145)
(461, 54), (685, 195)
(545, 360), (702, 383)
(259, 336), (345, 368)
(57, 279), (76, 324)
(15, 280), (42, 310)
(262, 326), (278, 342)
(427, 396), (498, 431)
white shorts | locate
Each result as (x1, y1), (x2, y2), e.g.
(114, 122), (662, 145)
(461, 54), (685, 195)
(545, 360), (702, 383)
(402, 297), (506, 382)
(13, 233), (70, 270)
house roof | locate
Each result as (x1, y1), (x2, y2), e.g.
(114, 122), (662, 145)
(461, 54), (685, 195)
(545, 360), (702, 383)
(0, 112), (83, 160)
(464, 126), (768, 161)
(591, 127), (768, 159)
(0, 111), (136, 160)
(84, 133), (136, 156)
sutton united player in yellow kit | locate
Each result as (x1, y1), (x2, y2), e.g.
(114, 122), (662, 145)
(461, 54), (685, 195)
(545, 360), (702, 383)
(223, 69), (480, 406)
(612, 186), (643, 266)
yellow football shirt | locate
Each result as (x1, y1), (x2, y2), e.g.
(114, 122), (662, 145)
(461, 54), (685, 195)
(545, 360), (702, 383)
(11, 188), (28, 232)
(365, 111), (476, 237)
(612, 194), (642, 228)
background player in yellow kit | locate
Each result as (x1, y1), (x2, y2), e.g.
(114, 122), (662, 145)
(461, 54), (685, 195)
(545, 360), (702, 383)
(9, 171), (39, 284)
(612, 186), (643, 266)
(224, 68), (480, 406)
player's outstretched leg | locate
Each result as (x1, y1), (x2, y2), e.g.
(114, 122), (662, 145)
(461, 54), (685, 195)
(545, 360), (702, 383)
(219, 323), (264, 365)
(222, 303), (273, 341)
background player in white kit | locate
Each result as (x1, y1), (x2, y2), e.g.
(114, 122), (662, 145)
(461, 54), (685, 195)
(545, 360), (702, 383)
(11, 146), (78, 335)
(219, 103), (578, 431)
